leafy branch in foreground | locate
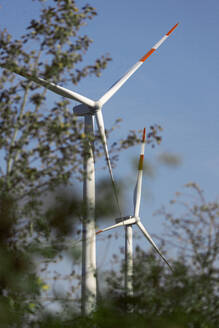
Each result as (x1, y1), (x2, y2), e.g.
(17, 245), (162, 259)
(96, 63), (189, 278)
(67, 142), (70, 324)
(156, 182), (219, 275)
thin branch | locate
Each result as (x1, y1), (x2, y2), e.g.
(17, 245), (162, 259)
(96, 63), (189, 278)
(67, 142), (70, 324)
(9, 50), (42, 173)
(6, 83), (31, 175)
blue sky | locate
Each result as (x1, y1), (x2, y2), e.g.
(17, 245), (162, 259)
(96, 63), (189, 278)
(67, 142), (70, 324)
(1, 0), (219, 267)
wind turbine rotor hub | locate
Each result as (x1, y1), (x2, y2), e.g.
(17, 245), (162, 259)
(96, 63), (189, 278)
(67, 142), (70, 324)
(73, 103), (97, 117)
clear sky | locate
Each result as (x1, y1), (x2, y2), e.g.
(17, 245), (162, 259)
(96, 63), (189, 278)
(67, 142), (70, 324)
(1, 0), (219, 269)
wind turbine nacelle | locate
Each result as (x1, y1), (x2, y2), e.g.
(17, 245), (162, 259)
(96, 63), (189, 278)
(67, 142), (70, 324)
(115, 216), (132, 224)
(73, 104), (96, 116)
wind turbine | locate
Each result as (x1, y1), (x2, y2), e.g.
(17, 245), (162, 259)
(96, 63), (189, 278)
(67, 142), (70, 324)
(0, 22), (178, 313)
(97, 128), (173, 296)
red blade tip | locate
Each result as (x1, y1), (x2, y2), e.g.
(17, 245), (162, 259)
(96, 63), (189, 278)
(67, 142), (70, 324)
(166, 22), (179, 36)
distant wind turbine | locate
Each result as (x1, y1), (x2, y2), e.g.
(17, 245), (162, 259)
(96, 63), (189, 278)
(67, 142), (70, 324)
(97, 128), (173, 296)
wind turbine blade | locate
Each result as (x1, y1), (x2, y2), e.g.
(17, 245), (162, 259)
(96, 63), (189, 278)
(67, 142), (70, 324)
(96, 217), (136, 234)
(95, 110), (121, 216)
(137, 221), (173, 271)
(98, 23), (179, 106)
(0, 64), (95, 107)
(133, 128), (146, 217)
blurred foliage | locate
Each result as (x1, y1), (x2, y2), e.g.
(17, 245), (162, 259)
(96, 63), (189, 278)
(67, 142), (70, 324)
(157, 152), (182, 167)
(95, 178), (123, 221)
(104, 251), (218, 328)
(1, 182), (218, 327)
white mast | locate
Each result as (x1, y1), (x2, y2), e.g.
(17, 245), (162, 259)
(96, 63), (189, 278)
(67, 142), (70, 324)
(81, 114), (96, 314)
(125, 225), (133, 297)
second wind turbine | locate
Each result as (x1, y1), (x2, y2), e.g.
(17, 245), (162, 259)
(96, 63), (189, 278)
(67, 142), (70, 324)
(97, 128), (173, 296)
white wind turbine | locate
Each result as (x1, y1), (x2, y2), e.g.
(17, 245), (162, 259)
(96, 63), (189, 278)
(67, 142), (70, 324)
(0, 22), (178, 312)
(97, 128), (173, 296)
